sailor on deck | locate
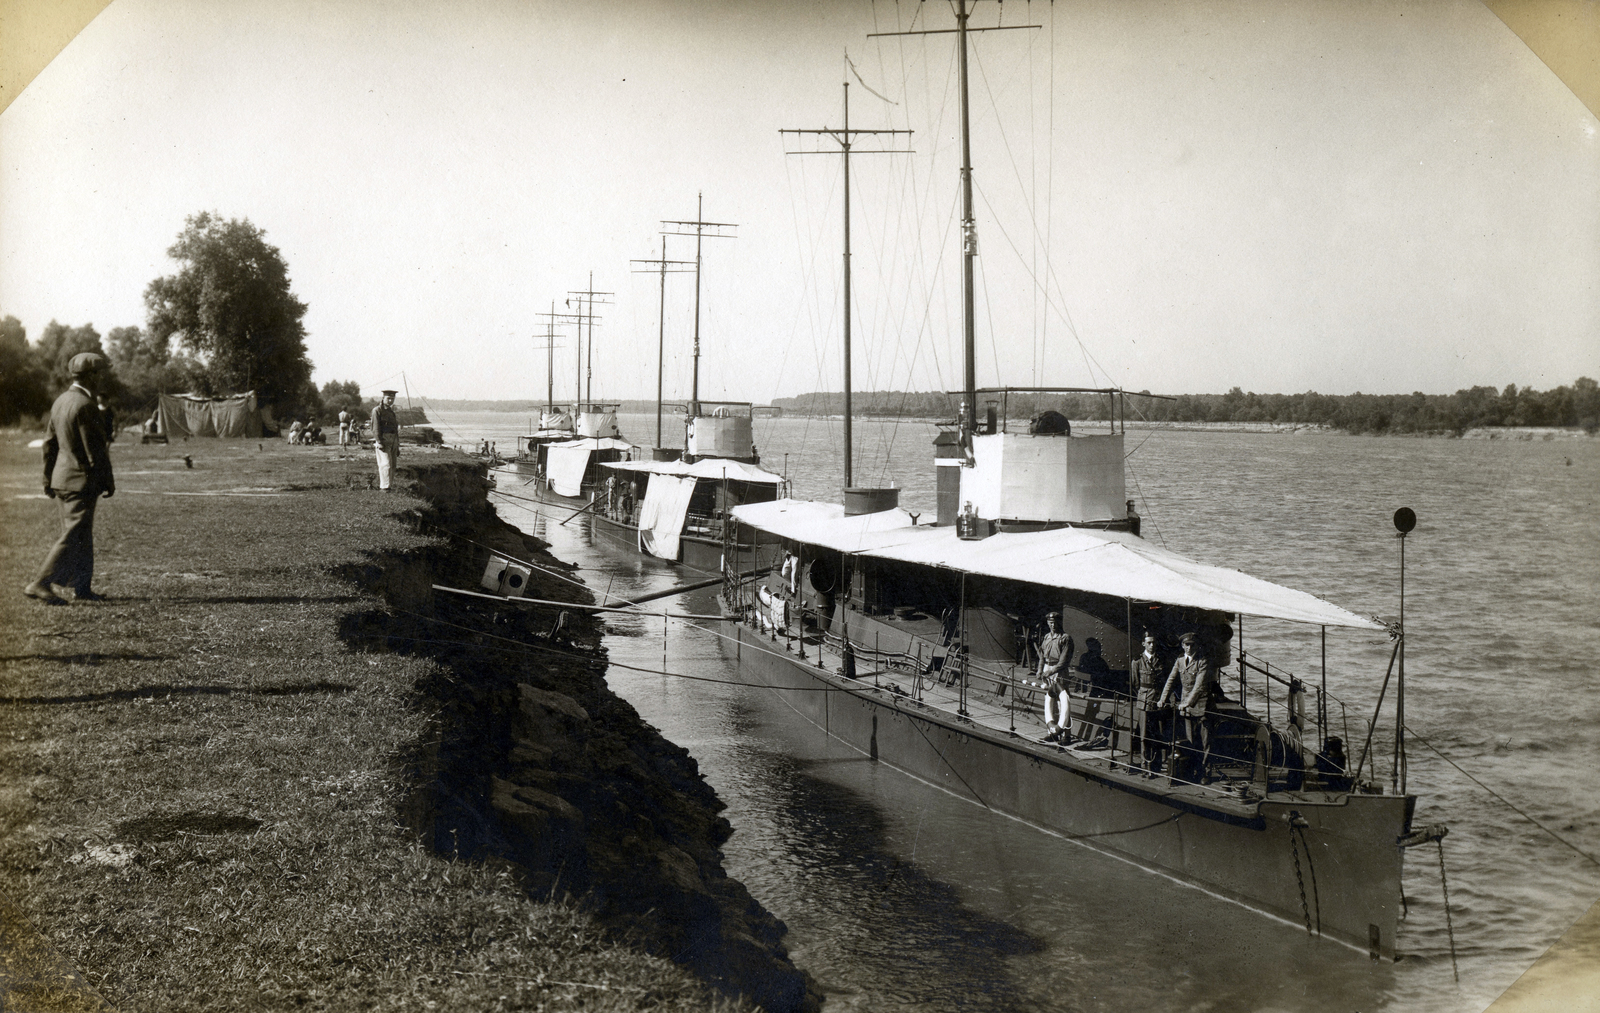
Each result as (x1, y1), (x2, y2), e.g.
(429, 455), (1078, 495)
(372, 390), (400, 491)
(1158, 632), (1218, 780)
(1130, 632), (1167, 775)
(1036, 612), (1076, 744)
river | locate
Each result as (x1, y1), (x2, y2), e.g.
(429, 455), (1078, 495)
(430, 409), (1600, 1013)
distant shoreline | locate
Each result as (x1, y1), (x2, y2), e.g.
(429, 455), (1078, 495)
(421, 405), (1596, 441)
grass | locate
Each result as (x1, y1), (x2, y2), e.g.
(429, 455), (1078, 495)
(0, 434), (750, 1012)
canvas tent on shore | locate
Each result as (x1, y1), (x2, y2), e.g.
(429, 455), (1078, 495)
(157, 392), (264, 438)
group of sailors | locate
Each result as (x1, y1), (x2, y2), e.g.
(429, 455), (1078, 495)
(1035, 614), (1274, 785)
(600, 475), (637, 523)
(1033, 615), (1351, 789)
(285, 418), (326, 445)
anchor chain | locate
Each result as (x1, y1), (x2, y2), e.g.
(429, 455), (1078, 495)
(1438, 838), (1460, 983)
(1293, 823), (1322, 936)
(1288, 822), (1312, 936)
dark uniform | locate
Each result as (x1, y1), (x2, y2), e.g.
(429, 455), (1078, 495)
(1130, 647), (1167, 772)
(371, 392), (400, 491)
(28, 354), (115, 603)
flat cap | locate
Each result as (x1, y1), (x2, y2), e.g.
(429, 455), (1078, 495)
(68, 352), (107, 377)
(380, 389), (398, 396)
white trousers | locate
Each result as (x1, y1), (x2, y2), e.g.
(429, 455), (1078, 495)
(1043, 687), (1072, 731)
(375, 437), (398, 489)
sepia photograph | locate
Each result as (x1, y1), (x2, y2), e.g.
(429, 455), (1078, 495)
(2, 1), (1597, 1010)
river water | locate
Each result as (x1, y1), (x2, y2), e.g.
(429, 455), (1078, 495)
(432, 409), (1600, 1013)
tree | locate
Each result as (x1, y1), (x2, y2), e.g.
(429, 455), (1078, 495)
(144, 212), (313, 413)
(318, 380), (363, 423)
(105, 324), (207, 411)
(36, 321), (109, 390)
(0, 315), (52, 424)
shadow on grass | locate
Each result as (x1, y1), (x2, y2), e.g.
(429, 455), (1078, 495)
(0, 653), (174, 664)
(0, 681), (355, 706)
(114, 812), (264, 842)
(103, 595), (368, 605)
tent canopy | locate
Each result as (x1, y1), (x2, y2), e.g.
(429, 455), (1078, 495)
(157, 392), (262, 439)
(731, 498), (1380, 630)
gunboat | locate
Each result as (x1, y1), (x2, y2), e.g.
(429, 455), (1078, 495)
(718, 1), (1438, 960)
(592, 401), (786, 573)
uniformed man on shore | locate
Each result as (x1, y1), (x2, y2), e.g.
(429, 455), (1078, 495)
(371, 390), (400, 491)
(25, 352), (116, 605)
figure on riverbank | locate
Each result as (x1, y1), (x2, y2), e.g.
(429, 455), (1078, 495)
(338, 408), (352, 448)
(25, 352), (115, 605)
(1036, 612), (1075, 743)
(372, 390), (400, 491)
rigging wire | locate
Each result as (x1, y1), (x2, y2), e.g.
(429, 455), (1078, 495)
(1404, 725), (1600, 870)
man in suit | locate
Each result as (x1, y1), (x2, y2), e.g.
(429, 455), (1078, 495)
(1130, 631), (1168, 775)
(25, 352), (116, 605)
(1158, 631), (1219, 782)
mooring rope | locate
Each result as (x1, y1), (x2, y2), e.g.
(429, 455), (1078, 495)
(1406, 727), (1600, 869)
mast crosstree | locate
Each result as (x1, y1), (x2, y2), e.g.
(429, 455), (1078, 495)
(870, 1), (1038, 451)
(661, 194), (737, 417)
(566, 272), (612, 405)
(782, 77), (912, 489)
(631, 239), (696, 449)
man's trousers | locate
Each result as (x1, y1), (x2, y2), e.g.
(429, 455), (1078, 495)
(36, 492), (99, 592)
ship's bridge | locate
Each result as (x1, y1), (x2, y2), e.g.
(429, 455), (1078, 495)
(944, 387), (1160, 532)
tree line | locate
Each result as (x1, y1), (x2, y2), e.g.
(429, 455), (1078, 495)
(772, 381), (1600, 435)
(0, 212), (364, 430)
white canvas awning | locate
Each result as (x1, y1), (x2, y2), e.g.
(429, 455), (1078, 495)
(636, 474), (699, 561)
(543, 437), (631, 497)
(602, 458), (784, 484)
(731, 498), (1380, 630)
(730, 499), (920, 553)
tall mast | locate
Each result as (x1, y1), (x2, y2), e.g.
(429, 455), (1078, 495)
(657, 245), (667, 445)
(957, 0), (977, 443)
(662, 198), (737, 418)
(692, 197), (702, 409)
(781, 72), (911, 488)
(535, 304), (584, 406)
(565, 277), (613, 405)
(844, 84), (853, 486)
(870, 3), (1036, 448)
(631, 239), (694, 447)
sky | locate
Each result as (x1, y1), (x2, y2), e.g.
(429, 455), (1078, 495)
(1, 0), (1596, 404)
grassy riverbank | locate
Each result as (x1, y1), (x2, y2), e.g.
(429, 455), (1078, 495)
(0, 436), (759, 1011)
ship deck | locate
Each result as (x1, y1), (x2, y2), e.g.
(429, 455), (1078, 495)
(754, 617), (1360, 822)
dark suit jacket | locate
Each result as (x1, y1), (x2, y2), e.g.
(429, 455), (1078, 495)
(43, 384), (114, 495)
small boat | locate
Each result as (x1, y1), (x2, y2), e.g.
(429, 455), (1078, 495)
(720, 1), (1438, 960)
(506, 402), (633, 507)
(589, 200), (782, 572)
(591, 402), (785, 573)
